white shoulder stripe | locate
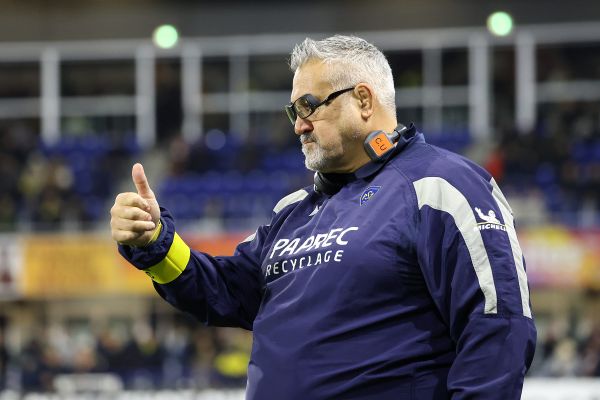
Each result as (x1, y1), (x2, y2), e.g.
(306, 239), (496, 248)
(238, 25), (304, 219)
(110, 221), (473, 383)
(241, 231), (257, 244)
(413, 177), (498, 314)
(273, 189), (309, 214)
(490, 178), (532, 318)
(239, 189), (308, 246)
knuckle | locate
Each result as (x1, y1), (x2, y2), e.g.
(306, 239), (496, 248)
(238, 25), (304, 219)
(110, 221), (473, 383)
(118, 192), (136, 204)
(122, 208), (132, 219)
(129, 209), (141, 220)
(136, 221), (149, 230)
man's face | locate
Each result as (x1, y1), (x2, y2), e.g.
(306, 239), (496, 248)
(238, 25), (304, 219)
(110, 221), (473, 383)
(290, 60), (363, 173)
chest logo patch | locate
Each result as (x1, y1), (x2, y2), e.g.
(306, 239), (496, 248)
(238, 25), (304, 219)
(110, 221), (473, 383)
(360, 186), (381, 206)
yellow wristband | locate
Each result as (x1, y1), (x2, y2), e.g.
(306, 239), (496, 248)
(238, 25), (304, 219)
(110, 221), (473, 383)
(146, 219), (163, 246)
(143, 232), (191, 284)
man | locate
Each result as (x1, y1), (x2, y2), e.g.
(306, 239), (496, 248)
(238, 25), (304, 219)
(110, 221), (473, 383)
(111, 35), (536, 399)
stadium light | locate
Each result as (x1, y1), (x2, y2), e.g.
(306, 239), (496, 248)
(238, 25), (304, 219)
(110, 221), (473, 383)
(487, 11), (514, 37)
(153, 24), (179, 49)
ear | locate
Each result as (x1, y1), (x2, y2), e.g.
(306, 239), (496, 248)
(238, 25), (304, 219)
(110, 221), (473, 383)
(354, 83), (375, 120)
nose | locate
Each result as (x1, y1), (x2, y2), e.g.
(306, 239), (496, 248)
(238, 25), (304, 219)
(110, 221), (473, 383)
(294, 117), (313, 136)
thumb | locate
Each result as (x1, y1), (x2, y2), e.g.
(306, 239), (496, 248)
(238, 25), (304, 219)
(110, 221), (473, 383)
(132, 163), (155, 199)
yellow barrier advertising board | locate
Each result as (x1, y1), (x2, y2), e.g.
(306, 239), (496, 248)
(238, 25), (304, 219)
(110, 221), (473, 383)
(20, 232), (248, 298)
(519, 226), (600, 289)
(15, 226), (600, 298)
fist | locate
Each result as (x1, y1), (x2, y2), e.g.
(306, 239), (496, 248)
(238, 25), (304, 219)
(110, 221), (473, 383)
(110, 163), (161, 247)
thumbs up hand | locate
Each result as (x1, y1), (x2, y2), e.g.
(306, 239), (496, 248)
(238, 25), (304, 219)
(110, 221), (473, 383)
(110, 163), (161, 247)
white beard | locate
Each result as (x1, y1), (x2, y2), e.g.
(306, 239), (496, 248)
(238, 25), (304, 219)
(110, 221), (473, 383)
(299, 115), (363, 172)
(302, 142), (329, 172)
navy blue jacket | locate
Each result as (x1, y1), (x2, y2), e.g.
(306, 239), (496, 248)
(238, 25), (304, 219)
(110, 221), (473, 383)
(120, 128), (536, 399)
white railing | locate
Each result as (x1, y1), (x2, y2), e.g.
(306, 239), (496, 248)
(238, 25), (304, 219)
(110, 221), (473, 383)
(1, 22), (600, 145)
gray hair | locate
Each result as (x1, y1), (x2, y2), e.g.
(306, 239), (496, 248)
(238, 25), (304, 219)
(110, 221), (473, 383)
(289, 35), (396, 117)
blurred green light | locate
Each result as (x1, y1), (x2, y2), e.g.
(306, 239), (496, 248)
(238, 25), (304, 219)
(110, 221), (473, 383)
(153, 25), (179, 49)
(487, 11), (514, 36)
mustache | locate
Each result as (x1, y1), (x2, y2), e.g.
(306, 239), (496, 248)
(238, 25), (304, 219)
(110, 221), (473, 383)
(300, 134), (316, 144)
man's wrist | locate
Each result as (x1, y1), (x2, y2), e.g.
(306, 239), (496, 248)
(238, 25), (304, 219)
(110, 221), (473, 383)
(145, 219), (163, 247)
(117, 207), (179, 271)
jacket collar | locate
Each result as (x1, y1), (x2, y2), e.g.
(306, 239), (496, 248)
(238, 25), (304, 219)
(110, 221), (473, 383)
(319, 123), (420, 186)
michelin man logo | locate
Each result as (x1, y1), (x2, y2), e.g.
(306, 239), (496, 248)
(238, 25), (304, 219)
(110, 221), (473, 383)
(474, 207), (506, 231)
(475, 207), (500, 224)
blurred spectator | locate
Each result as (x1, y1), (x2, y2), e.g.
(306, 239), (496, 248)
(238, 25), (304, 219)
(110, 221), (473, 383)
(4, 307), (600, 394)
(211, 329), (251, 388)
(539, 338), (581, 376)
(0, 327), (6, 390)
(7, 319), (253, 392)
(20, 337), (46, 391)
(191, 328), (217, 389)
(484, 145), (505, 182)
(581, 323), (600, 376)
(160, 323), (196, 389)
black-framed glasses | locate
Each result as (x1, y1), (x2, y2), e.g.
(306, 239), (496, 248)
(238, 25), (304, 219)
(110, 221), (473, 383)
(284, 86), (355, 125)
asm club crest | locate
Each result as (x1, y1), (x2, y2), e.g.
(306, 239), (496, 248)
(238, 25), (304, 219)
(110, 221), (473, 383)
(360, 186), (381, 206)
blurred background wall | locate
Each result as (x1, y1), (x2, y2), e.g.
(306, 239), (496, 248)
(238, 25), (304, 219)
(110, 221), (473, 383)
(2, 0), (600, 40)
(1, 1), (600, 398)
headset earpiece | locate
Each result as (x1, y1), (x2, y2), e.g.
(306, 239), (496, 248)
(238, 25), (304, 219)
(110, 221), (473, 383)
(364, 130), (395, 160)
(363, 123), (408, 161)
(313, 171), (344, 196)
